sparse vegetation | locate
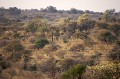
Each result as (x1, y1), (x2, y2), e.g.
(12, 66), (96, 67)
(0, 6), (120, 79)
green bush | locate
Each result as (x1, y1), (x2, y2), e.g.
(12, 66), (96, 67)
(13, 32), (20, 38)
(61, 64), (86, 79)
(35, 39), (49, 49)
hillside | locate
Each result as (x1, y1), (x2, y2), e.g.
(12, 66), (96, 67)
(0, 7), (120, 79)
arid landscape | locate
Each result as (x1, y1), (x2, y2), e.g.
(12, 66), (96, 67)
(0, 2), (120, 79)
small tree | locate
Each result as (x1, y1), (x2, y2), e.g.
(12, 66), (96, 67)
(23, 50), (34, 71)
(35, 39), (49, 49)
(102, 9), (115, 22)
(58, 59), (77, 72)
(3, 41), (24, 61)
(8, 7), (21, 15)
(26, 18), (48, 33)
(26, 22), (37, 33)
(97, 29), (116, 44)
(108, 24), (120, 36)
(59, 18), (77, 33)
(46, 6), (57, 13)
(40, 58), (59, 79)
(48, 26), (60, 42)
(77, 13), (95, 31)
(70, 8), (78, 14)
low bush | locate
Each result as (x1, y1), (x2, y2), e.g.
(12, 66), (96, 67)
(89, 63), (120, 79)
(35, 39), (49, 49)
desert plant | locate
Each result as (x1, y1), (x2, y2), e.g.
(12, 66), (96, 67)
(97, 29), (116, 44)
(61, 64), (86, 79)
(26, 18), (48, 33)
(77, 13), (95, 31)
(69, 44), (85, 52)
(3, 41), (24, 61)
(107, 46), (120, 61)
(24, 64), (37, 71)
(95, 22), (108, 29)
(40, 58), (58, 79)
(0, 55), (11, 73)
(13, 32), (20, 38)
(35, 39), (49, 49)
(108, 24), (120, 36)
(89, 63), (120, 79)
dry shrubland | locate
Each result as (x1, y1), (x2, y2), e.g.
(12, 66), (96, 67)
(0, 7), (120, 79)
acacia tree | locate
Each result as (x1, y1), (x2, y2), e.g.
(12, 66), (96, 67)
(40, 58), (59, 79)
(48, 26), (60, 42)
(8, 7), (21, 15)
(70, 8), (78, 14)
(97, 29), (116, 44)
(26, 18), (49, 33)
(58, 59), (77, 72)
(59, 18), (77, 39)
(102, 9), (115, 22)
(46, 6), (57, 13)
(3, 41), (24, 62)
(26, 22), (37, 33)
(77, 13), (95, 31)
(59, 18), (77, 32)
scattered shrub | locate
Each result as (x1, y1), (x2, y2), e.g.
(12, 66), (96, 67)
(0, 55), (11, 73)
(89, 63), (120, 79)
(35, 39), (49, 49)
(107, 47), (120, 61)
(96, 22), (108, 29)
(69, 44), (85, 52)
(13, 32), (20, 38)
(97, 29), (116, 44)
(24, 64), (37, 71)
(61, 64), (86, 79)
(108, 24), (120, 36)
(3, 42), (24, 61)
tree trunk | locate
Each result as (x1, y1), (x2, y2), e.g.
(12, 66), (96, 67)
(78, 74), (81, 79)
(52, 33), (54, 42)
